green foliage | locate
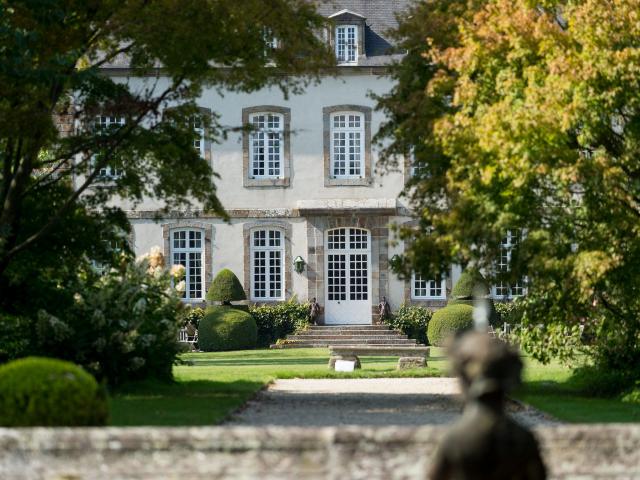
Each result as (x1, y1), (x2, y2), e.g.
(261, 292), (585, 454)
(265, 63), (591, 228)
(199, 306), (257, 352)
(0, 357), (108, 426)
(427, 304), (474, 347)
(33, 256), (184, 386)
(451, 269), (490, 298)
(515, 323), (584, 366)
(0, 313), (32, 363)
(383, 304), (432, 345)
(179, 306), (206, 329)
(250, 300), (310, 348)
(376, 0), (640, 377)
(206, 269), (246, 304)
(494, 301), (523, 326)
(570, 365), (640, 399)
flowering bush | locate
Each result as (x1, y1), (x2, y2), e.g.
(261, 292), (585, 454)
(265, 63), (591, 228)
(382, 304), (432, 345)
(35, 248), (185, 386)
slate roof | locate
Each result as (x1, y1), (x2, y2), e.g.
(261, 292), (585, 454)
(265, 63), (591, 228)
(102, 1), (412, 69)
(316, 0), (413, 62)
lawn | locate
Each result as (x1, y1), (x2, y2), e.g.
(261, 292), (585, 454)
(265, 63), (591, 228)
(109, 347), (639, 426)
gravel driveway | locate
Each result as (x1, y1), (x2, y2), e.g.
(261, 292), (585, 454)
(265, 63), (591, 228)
(226, 378), (556, 427)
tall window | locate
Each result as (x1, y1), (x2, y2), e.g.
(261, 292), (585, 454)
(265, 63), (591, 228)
(94, 115), (125, 179)
(249, 112), (284, 178)
(412, 273), (446, 300)
(330, 112), (364, 178)
(192, 116), (205, 158)
(171, 229), (204, 300)
(251, 229), (284, 301)
(494, 229), (525, 298)
(336, 25), (358, 64)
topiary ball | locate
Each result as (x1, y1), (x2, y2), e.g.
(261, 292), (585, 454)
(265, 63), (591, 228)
(206, 269), (246, 303)
(451, 269), (490, 299)
(0, 357), (108, 426)
(198, 306), (257, 351)
(427, 304), (474, 347)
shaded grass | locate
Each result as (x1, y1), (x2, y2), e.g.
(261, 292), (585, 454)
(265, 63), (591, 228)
(515, 357), (640, 423)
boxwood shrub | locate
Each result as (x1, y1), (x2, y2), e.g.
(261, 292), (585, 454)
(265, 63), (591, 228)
(427, 304), (474, 347)
(383, 304), (431, 345)
(206, 269), (246, 304)
(250, 301), (310, 347)
(198, 306), (257, 351)
(0, 357), (108, 426)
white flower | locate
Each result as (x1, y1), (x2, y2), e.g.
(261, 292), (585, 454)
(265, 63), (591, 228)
(175, 280), (186, 293)
(148, 246), (165, 269)
(73, 292), (84, 304)
(170, 264), (186, 280)
(133, 298), (147, 315)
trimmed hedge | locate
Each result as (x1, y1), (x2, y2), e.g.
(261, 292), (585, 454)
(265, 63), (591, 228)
(0, 357), (108, 426)
(250, 301), (310, 348)
(198, 306), (257, 351)
(206, 269), (246, 303)
(427, 304), (474, 347)
(451, 269), (491, 298)
(383, 304), (431, 345)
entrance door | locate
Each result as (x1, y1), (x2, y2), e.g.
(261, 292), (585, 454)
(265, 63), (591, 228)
(325, 227), (372, 325)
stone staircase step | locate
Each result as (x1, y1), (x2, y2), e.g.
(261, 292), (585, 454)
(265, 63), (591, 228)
(308, 325), (391, 330)
(292, 332), (408, 338)
(285, 339), (417, 345)
(272, 342), (418, 349)
(288, 335), (409, 341)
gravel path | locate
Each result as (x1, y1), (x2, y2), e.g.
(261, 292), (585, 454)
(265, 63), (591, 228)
(226, 378), (557, 428)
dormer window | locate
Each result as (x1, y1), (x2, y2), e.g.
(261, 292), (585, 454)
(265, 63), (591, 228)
(328, 9), (365, 66)
(336, 25), (357, 64)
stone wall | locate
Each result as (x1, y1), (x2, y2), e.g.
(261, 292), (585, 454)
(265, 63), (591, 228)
(1, 425), (639, 479)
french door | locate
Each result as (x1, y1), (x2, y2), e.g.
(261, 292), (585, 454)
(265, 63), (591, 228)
(324, 228), (372, 324)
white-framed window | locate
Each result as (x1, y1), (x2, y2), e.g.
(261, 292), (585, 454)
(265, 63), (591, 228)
(94, 115), (125, 179)
(330, 112), (364, 178)
(493, 229), (526, 298)
(192, 116), (205, 158)
(171, 229), (204, 300)
(249, 112), (284, 178)
(251, 228), (284, 301)
(412, 273), (446, 300)
(335, 25), (358, 64)
(263, 27), (278, 53)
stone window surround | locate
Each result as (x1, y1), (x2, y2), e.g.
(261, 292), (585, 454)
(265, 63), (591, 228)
(323, 105), (373, 187)
(327, 13), (366, 65)
(243, 221), (293, 302)
(411, 273), (447, 301)
(162, 220), (213, 305)
(305, 215), (389, 324)
(242, 106), (291, 188)
(400, 220), (452, 308)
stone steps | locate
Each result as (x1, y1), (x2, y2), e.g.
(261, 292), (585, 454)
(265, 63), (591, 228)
(271, 324), (423, 349)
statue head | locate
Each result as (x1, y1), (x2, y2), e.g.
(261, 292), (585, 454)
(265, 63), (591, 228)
(449, 331), (522, 402)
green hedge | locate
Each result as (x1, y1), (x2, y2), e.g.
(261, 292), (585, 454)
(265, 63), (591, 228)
(383, 304), (431, 345)
(0, 357), (108, 426)
(206, 269), (246, 303)
(427, 303), (474, 347)
(451, 269), (490, 298)
(198, 306), (257, 351)
(250, 301), (310, 347)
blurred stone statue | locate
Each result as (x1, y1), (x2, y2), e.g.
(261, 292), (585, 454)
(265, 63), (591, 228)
(378, 296), (391, 320)
(309, 297), (321, 325)
(429, 332), (546, 480)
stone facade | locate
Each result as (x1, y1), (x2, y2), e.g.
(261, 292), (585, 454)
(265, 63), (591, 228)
(1, 425), (639, 479)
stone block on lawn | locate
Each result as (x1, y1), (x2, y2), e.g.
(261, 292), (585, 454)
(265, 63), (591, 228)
(328, 355), (361, 370)
(397, 357), (427, 370)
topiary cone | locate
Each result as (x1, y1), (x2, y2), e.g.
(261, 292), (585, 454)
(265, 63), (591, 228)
(206, 269), (246, 304)
(451, 268), (490, 300)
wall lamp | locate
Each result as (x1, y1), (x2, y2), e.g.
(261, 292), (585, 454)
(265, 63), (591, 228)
(294, 256), (306, 274)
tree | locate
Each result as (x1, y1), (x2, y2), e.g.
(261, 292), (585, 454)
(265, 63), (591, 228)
(0, 0), (333, 312)
(376, 0), (640, 381)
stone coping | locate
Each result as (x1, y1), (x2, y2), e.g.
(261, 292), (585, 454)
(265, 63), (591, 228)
(1, 425), (640, 479)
